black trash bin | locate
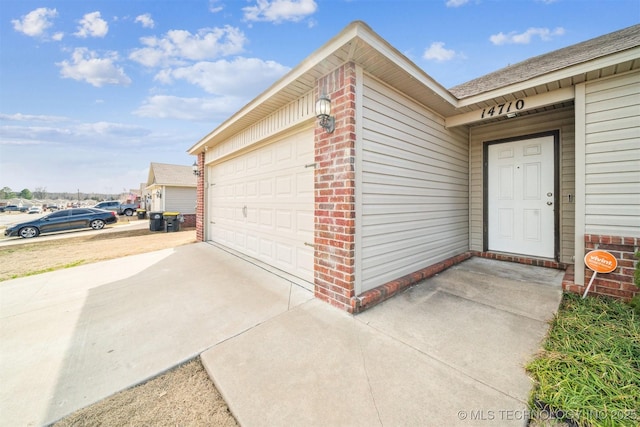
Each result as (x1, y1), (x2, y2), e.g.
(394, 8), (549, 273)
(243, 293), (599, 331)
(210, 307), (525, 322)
(137, 209), (147, 219)
(163, 212), (181, 232)
(149, 211), (164, 231)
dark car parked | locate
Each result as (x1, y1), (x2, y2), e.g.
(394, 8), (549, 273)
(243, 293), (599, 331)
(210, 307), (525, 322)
(0, 205), (28, 213)
(4, 208), (118, 238)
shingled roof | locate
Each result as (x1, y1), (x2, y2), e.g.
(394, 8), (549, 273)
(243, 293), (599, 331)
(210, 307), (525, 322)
(147, 162), (196, 187)
(450, 24), (640, 99)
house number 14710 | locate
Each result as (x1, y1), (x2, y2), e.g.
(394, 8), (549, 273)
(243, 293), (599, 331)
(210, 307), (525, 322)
(480, 99), (525, 118)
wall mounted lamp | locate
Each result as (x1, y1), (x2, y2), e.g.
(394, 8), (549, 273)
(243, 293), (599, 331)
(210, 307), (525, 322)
(192, 161), (201, 176)
(156, 190), (162, 198)
(315, 95), (335, 133)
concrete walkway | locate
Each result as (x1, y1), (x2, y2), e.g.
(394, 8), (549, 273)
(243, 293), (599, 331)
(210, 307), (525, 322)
(201, 257), (564, 427)
(1, 243), (563, 426)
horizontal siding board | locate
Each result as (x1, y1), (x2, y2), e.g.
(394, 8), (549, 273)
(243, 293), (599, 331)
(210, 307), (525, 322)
(585, 193), (640, 205)
(363, 111), (467, 163)
(360, 73), (468, 293)
(585, 182), (640, 194)
(364, 79), (468, 155)
(362, 231), (468, 284)
(585, 126), (640, 144)
(362, 136), (468, 174)
(586, 115), (638, 134)
(586, 103), (639, 123)
(584, 72), (640, 99)
(585, 171), (639, 184)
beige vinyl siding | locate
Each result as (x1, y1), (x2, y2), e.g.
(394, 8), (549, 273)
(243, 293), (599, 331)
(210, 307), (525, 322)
(164, 187), (196, 214)
(359, 74), (469, 293)
(469, 106), (576, 264)
(584, 71), (640, 237)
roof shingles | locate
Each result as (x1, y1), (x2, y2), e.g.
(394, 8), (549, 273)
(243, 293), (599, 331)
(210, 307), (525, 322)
(449, 24), (640, 99)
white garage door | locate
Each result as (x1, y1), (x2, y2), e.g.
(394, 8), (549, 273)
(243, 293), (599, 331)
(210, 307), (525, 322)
(208, 128), (314, 288)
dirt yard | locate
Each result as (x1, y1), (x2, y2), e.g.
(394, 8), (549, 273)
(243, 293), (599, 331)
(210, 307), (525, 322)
(0, 225), (239, 426)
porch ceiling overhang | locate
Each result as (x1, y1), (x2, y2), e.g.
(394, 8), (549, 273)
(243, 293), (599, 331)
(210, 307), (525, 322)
(188, 21), (459, 155)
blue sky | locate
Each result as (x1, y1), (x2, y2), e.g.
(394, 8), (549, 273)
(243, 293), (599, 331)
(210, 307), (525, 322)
(1, 0), (638, 194)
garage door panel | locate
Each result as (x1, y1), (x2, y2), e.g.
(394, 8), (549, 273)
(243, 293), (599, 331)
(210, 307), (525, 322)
(208, 128), (314, 286)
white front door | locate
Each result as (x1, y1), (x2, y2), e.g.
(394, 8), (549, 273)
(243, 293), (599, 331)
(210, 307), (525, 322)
(488, 135), (555, 258)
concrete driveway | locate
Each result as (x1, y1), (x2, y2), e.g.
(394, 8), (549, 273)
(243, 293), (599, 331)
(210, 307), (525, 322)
(1, 242), (563, 426)
(0, 242), (312, 426)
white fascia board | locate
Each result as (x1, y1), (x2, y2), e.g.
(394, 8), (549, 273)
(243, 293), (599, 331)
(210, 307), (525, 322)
(446, 87), (575, 128)
(455, 47), (640, 109)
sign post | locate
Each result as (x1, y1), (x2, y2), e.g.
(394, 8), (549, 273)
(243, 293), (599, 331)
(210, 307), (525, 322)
(582, 250), (618, 298)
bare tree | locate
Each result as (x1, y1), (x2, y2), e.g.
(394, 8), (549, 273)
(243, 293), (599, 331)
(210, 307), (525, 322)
(33, 187), (47, 199)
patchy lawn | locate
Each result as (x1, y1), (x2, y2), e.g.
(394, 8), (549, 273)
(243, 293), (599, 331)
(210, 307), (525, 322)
(527, 292), (640, 426)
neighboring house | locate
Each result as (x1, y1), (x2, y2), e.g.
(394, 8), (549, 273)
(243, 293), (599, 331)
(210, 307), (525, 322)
(145, 162), (197, 217)
(188, 21), (640, 312)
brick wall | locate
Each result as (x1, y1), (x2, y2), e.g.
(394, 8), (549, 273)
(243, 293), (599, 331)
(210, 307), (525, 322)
(563, 234), (639, 300)
(181, 214), (196, 228)
(314, 62), (357, 312)
(196, 152), (205, 242)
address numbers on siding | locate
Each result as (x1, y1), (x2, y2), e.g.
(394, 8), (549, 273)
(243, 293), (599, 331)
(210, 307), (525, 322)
(480, 99), (525, 119)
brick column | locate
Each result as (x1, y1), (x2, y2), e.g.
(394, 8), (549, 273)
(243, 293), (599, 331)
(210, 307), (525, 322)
(314, 63), (357, 312)
(196, 151), (205, 242)
(563, 234), (639, 300)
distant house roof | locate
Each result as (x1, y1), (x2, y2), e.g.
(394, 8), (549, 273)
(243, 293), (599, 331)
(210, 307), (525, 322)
(450, 24), (640, 99)
(147, 162), (196, 187)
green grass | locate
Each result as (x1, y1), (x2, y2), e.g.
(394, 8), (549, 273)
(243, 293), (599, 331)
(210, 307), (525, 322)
(527, 292), (640, 426)
(8, 260), (86, 280)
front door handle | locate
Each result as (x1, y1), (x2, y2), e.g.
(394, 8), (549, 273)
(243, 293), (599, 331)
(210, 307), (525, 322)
(546, 201), (553, 206)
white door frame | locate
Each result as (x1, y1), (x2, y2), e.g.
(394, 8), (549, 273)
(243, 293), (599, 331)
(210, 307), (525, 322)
(483, 130), (560, 260)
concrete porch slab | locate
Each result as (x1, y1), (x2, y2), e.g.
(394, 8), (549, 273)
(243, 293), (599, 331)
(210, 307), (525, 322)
(202, 257), (563, 426)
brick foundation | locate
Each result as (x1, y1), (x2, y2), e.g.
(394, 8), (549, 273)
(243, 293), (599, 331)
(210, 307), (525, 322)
(352, 253), (473, 313)
(313, 62), (358, 312)
(563, 235), (639, 300)
(471, 251), (568, 270)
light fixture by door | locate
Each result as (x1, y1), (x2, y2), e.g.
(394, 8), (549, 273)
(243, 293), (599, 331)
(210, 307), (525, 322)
(192, 161), (201, 176)
(315, 95), (335, 133)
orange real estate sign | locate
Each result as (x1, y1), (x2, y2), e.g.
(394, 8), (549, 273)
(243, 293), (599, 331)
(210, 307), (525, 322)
(584, 250), (617, 274)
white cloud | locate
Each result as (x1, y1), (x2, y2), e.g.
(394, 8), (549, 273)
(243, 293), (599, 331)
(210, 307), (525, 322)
(423, 42), (459, 62)
(446, 0), (469, 7)
(243, 0), (317, 23)
(57, 48), (132, 87)
(11, 7), (58, 38)
(133, 95), (246, 121)
(75, 121), (150, 137)
(155, 57), (290, 96)
(135, 13), (155, 29)
(0, 113), (70, 123)
(74, 11), (109, 38)
(490, 27), (565, 45)
(129, 26), (247, 67)
(209, 0), (224, 13)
